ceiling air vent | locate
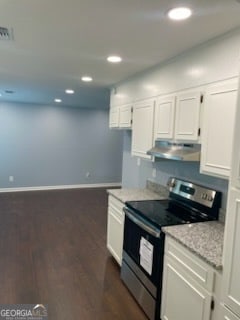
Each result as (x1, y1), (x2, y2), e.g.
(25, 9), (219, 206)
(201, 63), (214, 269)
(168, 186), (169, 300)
(0, 27), (13, 40)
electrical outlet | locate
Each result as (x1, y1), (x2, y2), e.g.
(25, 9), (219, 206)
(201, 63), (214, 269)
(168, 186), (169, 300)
(152, 168), (157, 178)
(86, 172), (90, 178)
(137, 158), (141, 166)
(9, 176), (14, 182)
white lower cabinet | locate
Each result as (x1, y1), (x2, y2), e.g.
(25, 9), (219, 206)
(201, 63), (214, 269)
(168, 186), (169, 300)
(161, 237), (216, 320)
(222, 188), (240, 318)
(107, 196), (125, 265)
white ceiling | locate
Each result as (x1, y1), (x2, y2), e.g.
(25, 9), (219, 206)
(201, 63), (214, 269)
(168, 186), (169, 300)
(0, 0), (240, 107)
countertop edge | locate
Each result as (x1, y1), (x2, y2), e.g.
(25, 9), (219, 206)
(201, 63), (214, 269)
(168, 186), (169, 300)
(163, 229), (223, 270)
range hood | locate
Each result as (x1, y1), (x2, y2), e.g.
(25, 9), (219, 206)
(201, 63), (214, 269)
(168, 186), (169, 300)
(147, 141), (201, 161)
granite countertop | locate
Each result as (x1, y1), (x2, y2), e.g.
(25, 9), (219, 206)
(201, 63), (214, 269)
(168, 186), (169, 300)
(163, 221), (224, 270)
(107, 188), (167, 203)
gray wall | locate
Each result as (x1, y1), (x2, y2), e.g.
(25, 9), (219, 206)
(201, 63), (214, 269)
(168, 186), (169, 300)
(122, 132), (228, 210)
(0, 102), (123, 189)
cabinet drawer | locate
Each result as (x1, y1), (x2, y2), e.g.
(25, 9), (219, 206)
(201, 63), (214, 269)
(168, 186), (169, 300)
(108, 195), (124, 215)
(165, 237), (215, 292)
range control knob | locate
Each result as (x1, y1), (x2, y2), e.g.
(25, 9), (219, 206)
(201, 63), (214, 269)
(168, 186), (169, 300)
(201, 193), (207, 200)
(207, 195), (213, 201)
(167, 179), (176, 188)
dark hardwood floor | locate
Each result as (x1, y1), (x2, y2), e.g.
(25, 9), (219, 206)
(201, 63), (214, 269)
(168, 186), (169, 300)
(0, 188), (148, 320)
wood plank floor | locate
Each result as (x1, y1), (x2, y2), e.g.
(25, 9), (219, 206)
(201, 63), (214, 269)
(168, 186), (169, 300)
(0, 188), (148, 320)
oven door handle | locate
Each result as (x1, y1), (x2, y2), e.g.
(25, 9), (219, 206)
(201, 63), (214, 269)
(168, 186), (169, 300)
(124, 208), (161, 238)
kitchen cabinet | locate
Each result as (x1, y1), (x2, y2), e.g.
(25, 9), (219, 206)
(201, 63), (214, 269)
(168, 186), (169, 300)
(154, 95), (176, 140)
(109, 104), (132, 129)
(175, 91), (202, 141)
(132, 98), (155, 159)
(230, 81), (240, 189)
(107, 195), (125, 265)
(161, 237), (215, 320)
(119, 104), (132, 128)
(154, 91), (202, 142)
(222, 188), (240, 318)
(109, 106), (119, 128)
(200, 78), (238, 179)
(220, 305), (240, 320)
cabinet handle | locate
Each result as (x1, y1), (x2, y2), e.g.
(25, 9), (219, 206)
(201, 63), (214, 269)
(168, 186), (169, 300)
(198, 128), (201, 136)
(211, 298), (215, 311)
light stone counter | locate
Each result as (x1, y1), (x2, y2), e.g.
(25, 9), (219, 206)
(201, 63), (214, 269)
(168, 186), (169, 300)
(107, 188), (167, 203)
(163, 221), (224, 270)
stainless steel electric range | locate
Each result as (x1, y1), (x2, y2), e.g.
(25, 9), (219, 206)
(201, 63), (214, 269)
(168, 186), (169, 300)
(121, 177), (221, 320)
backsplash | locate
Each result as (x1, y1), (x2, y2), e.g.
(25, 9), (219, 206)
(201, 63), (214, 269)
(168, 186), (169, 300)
(146, 179), (168, 197)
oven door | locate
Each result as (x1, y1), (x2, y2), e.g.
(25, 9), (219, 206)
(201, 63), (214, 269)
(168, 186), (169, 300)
(123, 207), (164, 286)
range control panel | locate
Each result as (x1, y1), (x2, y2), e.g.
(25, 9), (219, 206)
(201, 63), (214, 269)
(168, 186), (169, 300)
(167, 177), (218, 208)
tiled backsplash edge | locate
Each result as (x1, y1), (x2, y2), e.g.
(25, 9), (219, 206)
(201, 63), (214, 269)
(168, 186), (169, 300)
(219, 208), (226, 224)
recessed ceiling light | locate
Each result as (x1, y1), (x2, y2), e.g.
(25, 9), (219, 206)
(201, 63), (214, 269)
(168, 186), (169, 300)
(107, 56), (122, 63)
(167, 7), (192, 20)
(54, 98), (62, 103)
(65, 89), (75, 94)
(81, 76), (93, 82)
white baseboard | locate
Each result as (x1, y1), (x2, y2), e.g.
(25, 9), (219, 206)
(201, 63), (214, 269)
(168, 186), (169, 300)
(0, 182), (122, 193)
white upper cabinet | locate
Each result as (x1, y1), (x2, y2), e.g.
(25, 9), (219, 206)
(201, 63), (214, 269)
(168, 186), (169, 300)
(230, 78), (240, 189)
(109, 106), (120, 128)
(220, 305), (240, 320)
(200, 79), (238, 179)
(119, 104), (132, 128)
(154, 91), (202, 142)
(109, 104), (132, 129)
(154, 95), (176, 140)
(175, 91), (202, 142)
(132, 98), (155, 159)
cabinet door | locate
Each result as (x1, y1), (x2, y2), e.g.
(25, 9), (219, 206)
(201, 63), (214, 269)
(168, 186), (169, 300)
(200, 79), (238, 179)
(231, 78), (240, 189)
(132, 99), (155, 159)
(109, 106), (119, 128)
(222, 188), (240, 318)
(107, 200), (124, 265)
(161, 256), (212, 320)
(119, 104), (132, 129)
(220, 305), (240, 320)
(154, 95), (176, 140)
(175, 91), (201, 141)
